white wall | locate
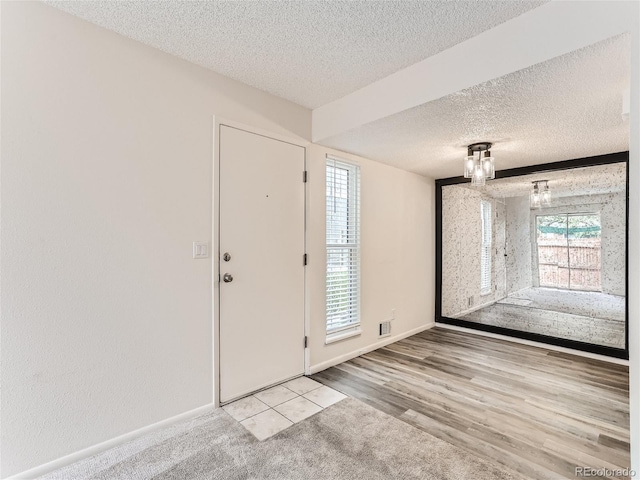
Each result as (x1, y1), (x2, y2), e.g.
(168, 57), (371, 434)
(0, 2), (310, 477)
(306, 145), (435, 371)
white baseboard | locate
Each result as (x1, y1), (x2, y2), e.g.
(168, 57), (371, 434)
(507, 286), (533, 297)
(438, 323), (629, 366)
(449, 285), (535, 318)
(309, 322), (435, 375)
(8, 403), (215, 480)
(452, 296), (503, 318)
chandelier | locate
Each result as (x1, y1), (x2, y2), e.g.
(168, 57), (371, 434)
(530, 180), (551, 209)
(463, 142), (494, 187)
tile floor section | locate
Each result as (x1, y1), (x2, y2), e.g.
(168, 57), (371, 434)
(222, 377), (347, 441)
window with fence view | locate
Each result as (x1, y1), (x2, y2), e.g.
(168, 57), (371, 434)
(536, 214), (601, 291)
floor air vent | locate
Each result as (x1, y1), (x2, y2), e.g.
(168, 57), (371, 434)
(379, 321), (391, 337)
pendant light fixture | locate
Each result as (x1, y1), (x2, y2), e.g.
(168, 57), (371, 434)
(530, 180), (551, 209)
(463, 142), (494, 187)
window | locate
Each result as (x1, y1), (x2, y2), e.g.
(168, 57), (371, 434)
(536, 213), (601, 291)
(480, 200), (492, 295)
(326, 156), (360, 340)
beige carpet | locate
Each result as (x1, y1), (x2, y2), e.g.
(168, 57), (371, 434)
(42, 397), (525, 480)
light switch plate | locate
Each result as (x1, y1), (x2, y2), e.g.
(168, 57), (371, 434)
(193, 242), (209, 259)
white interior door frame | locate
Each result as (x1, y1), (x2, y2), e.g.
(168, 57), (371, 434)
(211, 116), (311, 407)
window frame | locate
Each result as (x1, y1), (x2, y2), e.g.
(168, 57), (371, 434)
(325, 156), (361, 342)
(534, 212), (602, 292)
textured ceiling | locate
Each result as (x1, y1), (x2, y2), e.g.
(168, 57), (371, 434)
(45, 0), (546, 109)
(451, 163), (627, 199)
(320, 34), (631, 179)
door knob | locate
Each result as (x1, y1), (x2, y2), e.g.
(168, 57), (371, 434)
(223, 273), (233, 283)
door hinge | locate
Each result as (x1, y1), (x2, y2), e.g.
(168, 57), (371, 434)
(303, 171), (308, 183)
(303, 253), (308, 266)
(304, 336), (308, 348)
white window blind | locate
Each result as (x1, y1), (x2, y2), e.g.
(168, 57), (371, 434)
(480, 200), (492, 295)
(326, 156), (360, 335)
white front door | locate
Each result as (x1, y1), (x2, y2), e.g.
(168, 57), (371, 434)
(219, 125), (305, 403)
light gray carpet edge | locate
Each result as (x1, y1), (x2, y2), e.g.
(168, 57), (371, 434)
(41, 397), (526, 480)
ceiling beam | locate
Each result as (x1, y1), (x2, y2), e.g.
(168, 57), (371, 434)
(312, 1), (638, 143)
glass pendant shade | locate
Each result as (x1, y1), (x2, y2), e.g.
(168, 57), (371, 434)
(471, 162), (486, 186)
(541, 184), (551, 206)
(530, 191), (541, 209)
(482, 152), (495, 180)
(464, 156), (475, 178)
(540, 190), (551, 207)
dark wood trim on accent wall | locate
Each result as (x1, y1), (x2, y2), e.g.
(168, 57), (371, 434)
(437, 317), (628, 360)
(625, 154), (630, 355)
(435, 181), (443, 321)
(435, 151), (630, 360)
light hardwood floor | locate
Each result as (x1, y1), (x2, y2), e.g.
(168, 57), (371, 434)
(312, 327), (630, 479)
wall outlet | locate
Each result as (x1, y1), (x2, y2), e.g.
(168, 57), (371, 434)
(467, 296), (474, 308)
(391, 308), (396, 320)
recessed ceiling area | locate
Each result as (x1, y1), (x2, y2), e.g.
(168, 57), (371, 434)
(454, 162), (627, 199)
(45, 0), (546, 109)
(319, 34), (630, 179)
